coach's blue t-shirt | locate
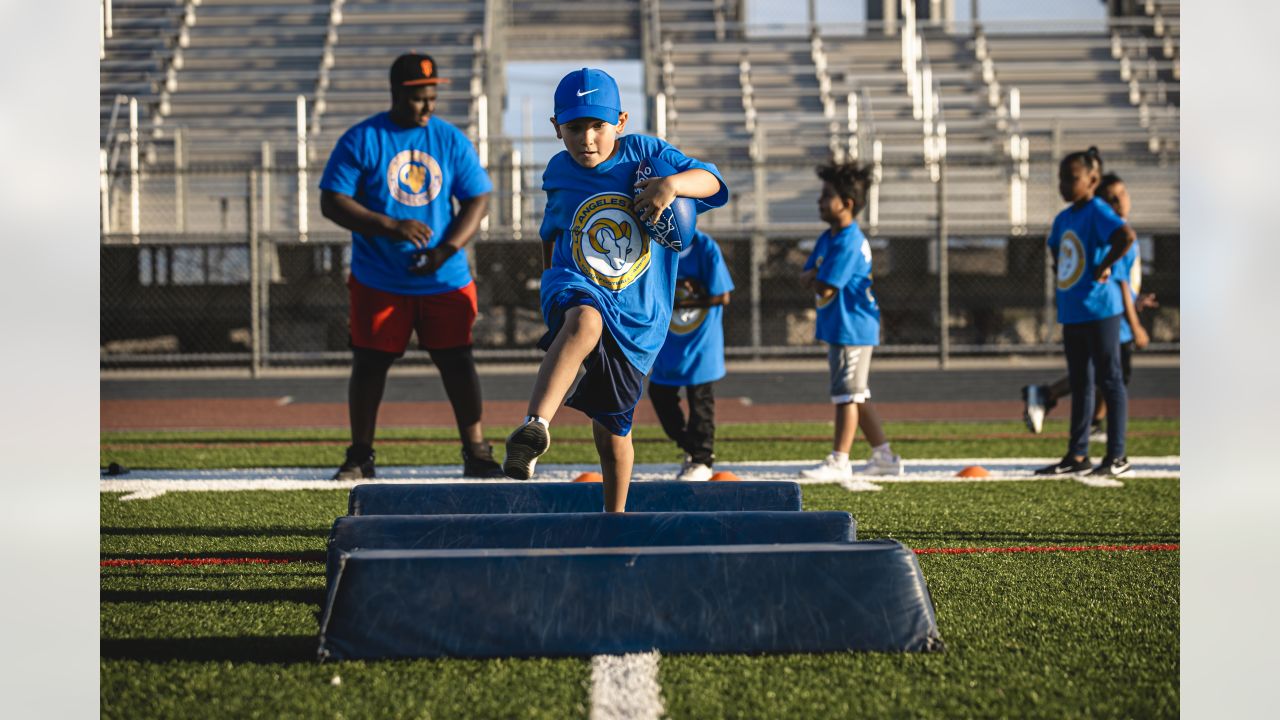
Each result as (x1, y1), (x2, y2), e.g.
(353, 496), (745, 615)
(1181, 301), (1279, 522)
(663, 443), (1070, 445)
(1046, 197), (1128, 324)
(651, 231), (735, 386)
(803, 223), (881, 346)
(540, 134), (728, 374)
(319, 112), (493, 295)
(1113, 243), (1141, 343)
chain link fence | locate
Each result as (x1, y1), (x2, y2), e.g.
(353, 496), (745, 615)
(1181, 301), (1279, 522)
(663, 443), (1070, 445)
(101, 160), (1179, 370)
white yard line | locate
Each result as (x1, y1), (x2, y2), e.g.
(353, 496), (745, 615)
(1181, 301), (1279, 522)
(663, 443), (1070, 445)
(100, 457), (1180, 500)
(589, 652), (664, 720)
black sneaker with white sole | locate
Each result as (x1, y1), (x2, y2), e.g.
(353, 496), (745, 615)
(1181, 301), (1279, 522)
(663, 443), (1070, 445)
(1089, 456), (1133, 478)
(1034, 455), (1092, 476)
(462, 441), (506, 478)
(333, 446), (375, 481)
(503, 421), (550, 480)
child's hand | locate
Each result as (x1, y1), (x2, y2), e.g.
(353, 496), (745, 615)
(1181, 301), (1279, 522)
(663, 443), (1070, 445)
(1093, 266), (1111, 283)
(1133, 324), (1150, 350)
(1137, 293), (1159, 311)
(800, 268), (818, 288)
(633, 176), (678, 222)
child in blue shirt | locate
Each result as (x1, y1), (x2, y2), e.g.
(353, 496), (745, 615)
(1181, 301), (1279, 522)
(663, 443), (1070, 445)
(798, 162), (902, 483)
(1020, 174), (1155, 439)
(1035, 148), (1137, 478)
(502, 68), (728, 512)
(648, 230), (735, 482)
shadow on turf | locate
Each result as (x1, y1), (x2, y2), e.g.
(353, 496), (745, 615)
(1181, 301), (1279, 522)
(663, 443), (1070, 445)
(101, 635), (318, 664)
(101, 588), (324, 604)
(875, 529), (1179, 545)
(100, 526), (328, 538)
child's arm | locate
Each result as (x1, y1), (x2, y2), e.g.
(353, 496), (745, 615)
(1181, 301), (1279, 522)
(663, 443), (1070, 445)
(633, 169), (720, 223)
(1119, 279), (1149, 349)
(813, 281), (838, 303)
(676, 292), (730, 309)
(1092, 225), (1137, 283)
(542, 242), (554, 270)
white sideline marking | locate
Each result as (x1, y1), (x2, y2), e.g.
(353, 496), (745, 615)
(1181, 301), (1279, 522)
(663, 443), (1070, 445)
(590, 652), (663, 720)
(99, 457), (1180, 500)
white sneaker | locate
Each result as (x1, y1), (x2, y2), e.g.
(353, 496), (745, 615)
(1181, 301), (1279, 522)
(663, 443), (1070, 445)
(1023, 384), (1046, 434)
(676, 460), (713, 482)
(862, 452), (904, 477)
(799, 454), (853, 481)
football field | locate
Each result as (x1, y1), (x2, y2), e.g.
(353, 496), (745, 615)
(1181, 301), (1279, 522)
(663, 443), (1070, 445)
(100, 419), (1179, 719)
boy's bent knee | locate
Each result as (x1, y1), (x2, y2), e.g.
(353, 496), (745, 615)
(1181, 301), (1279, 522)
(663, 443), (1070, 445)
(564, 304), (603, 335)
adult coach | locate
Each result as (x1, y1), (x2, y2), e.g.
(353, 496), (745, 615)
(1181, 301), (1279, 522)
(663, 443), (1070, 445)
(319, 53), (502, 479)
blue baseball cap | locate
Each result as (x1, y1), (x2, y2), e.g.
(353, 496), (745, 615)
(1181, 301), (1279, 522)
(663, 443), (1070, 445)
(554, 68), (621, 124)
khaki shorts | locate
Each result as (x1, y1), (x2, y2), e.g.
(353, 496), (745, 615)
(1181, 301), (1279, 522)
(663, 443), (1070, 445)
(827, 344), (874, 404)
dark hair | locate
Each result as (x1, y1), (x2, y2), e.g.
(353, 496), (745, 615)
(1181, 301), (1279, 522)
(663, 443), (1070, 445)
(1061, 146), (1104, 176)
(1098, 172), (1124, 194)
(816, 161), (874, 212)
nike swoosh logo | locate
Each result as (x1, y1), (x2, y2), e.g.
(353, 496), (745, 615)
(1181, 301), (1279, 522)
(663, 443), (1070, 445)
(576, 88), (599, 97)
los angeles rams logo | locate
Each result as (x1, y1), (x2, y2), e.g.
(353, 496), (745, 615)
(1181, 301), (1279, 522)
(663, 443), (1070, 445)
(571, 193), (651, 291)
(386, 150), (442, 207)
(1056, 230), (1086, 290)
(670, 284), (707, 334)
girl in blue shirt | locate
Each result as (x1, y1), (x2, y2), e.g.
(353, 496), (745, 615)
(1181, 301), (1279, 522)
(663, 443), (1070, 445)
(1035, 147), (1137, 479)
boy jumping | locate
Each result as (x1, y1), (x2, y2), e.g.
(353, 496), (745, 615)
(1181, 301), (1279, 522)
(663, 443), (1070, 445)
(502, 68), (728, 512)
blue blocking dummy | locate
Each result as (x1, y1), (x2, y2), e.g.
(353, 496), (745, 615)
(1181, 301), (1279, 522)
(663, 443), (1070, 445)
(325, 510), (856, 584)
(347, 481), (803, 515)
(318, 540), (943, 659)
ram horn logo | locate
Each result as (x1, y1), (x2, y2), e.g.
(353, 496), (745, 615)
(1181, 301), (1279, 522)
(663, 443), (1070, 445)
(587, 217), (635, 270)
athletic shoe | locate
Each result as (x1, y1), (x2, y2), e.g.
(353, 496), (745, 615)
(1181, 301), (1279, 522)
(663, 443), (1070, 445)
(1022, 384), (1048, 434)
(675, 459), (713, 482)
(333, 446), (375, 481)
(503, 420), (550, 480)
(862, 452), (904, 477)
(1033, 455), (1092, 476)
(799, 454), (853, 482)
(1088, 421), (1107, 445)
(1089, 456), (1133, 478)
(462, 442), (506, 478)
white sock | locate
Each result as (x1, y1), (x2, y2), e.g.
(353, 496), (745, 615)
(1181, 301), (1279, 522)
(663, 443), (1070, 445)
(830, 451), (850, 464)
(872, 442), (893, 458)
(524, 415), (549, 428)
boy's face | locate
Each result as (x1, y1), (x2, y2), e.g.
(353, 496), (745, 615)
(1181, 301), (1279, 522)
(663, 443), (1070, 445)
(552, 112), (629, 168)
(1058, 159), (1098, 204)
(817, 181), (854, 224)
(1100, 181), (1130, 219)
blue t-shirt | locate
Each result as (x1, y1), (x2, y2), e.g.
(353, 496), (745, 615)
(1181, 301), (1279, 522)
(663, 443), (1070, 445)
(1113, 243), (1141, 343)
(803, 223), (881, 346)
(651, 231), (735, 386)
(319, 112), (493, 295)
(1046, 197), (1128, 324)
(540, 134), (728, 374)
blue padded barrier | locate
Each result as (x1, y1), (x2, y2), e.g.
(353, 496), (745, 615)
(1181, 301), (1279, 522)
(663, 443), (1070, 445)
(318, 541), (943, 659)
(347, 481), (803, 515)
(325, 511), (856, 585)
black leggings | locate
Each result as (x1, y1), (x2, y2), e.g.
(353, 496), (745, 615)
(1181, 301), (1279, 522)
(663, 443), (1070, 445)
(648, 381), (717, 466)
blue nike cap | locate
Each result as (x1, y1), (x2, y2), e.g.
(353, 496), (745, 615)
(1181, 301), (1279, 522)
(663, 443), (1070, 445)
(554, 68), (621, 124)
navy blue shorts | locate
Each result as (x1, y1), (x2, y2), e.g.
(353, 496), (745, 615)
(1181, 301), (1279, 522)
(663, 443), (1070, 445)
(539, 290), (645, 436)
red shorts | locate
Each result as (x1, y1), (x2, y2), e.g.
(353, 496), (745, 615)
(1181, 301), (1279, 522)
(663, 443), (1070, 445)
(347, 275), (477, 355)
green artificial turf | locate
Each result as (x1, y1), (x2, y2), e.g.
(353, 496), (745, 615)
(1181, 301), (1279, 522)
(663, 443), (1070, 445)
(101, 419), (1179, 470)
(101, 464), (1179, 719)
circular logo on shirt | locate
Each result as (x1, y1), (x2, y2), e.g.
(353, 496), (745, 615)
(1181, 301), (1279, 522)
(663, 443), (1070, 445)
(386, 150), (443, 207)
(571, 193), (651, 291)
(670, 283), (707, 335)
(1056, 230), (1086, 290)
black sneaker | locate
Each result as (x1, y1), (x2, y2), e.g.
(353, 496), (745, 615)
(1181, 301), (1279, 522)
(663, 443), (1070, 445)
(333, 446), (375, 481)
(1034, 455), (1091, 476)
(1089, 456), (1133, 478)
(462, 441), (506, 478)
(503, 420), (550, 480)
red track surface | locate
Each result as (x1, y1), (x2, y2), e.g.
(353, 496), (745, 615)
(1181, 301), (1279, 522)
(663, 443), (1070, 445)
(100, 544), (1179, 568)
(101, 397), (1180, 431)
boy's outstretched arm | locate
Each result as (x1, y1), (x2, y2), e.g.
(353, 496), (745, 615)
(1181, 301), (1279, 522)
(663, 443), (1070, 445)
(1119, 279), (1149, 349)
(676, 292), (730, 309)
(633, 169), (720, 222)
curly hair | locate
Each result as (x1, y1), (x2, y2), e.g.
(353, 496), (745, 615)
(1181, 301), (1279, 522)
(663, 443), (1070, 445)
(816, 161), (874, 213)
